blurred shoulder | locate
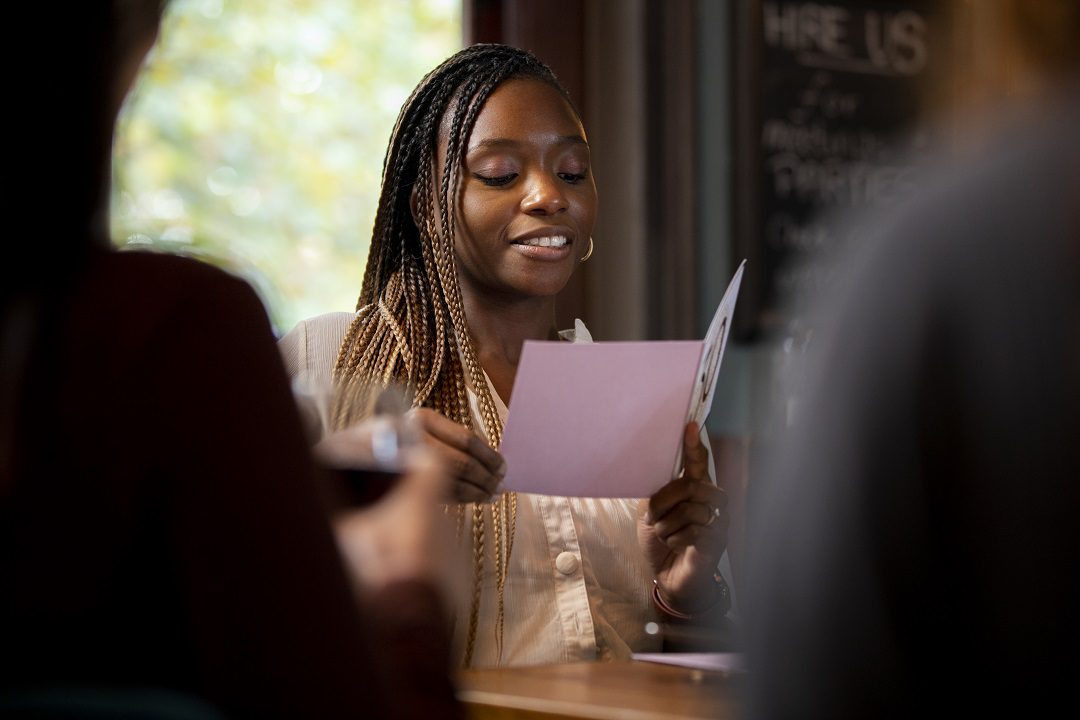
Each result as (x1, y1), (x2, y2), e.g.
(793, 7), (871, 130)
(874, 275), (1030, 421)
(98, 250), (263, 313)
(75, 250), (268, 334)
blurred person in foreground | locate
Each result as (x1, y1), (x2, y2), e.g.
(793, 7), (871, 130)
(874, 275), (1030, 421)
(744, 1), (1080, 718)
(0, 2), (461, 718)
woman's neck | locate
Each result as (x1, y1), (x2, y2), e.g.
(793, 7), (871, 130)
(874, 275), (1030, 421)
(458, 288), (557, 405)
(460, 290), (557, 364)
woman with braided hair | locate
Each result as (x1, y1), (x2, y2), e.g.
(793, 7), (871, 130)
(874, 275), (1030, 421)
(281, 43), (734, 668)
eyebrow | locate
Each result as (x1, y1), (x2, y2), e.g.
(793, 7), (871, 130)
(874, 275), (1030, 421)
(467, 135), (588, 152)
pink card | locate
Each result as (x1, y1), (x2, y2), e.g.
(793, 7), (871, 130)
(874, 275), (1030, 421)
(499, 341), (704, 497)
(499, 260), (745, 498)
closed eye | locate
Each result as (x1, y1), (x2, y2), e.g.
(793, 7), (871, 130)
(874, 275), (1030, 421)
(475, 173), (517, 187)
(559, 172), (587, 184)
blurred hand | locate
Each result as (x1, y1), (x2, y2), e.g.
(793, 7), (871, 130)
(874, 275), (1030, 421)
(312, 421), (379, 470)
(637, 422), (729, 610)
(333, 444), (468, 607)
(406, 407), (506, 503)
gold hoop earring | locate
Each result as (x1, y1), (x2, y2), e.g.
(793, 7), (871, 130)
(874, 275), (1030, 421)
(579, 236), (594, 263)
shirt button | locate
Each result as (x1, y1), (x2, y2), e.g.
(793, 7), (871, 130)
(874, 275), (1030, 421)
(555, 551), (579, 575)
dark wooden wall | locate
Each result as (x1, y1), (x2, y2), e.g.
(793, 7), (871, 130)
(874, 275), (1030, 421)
(643, 1), (699, 340)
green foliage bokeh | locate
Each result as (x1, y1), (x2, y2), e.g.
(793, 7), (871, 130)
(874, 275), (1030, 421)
(111, 0), (461, 335)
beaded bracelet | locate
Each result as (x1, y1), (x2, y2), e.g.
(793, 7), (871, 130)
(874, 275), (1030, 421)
(652, 573), (731, 621)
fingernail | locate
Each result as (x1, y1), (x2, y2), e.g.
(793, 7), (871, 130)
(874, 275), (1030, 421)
(497, 460), (508, 478)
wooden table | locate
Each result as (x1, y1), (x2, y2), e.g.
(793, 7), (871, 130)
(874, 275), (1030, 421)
(457, 659), (742, 720)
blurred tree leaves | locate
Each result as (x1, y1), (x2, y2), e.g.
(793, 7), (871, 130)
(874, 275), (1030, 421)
(111, 0), (460, 335)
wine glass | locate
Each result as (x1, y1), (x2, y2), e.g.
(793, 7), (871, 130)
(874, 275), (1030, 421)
(292, 374), (416, 508)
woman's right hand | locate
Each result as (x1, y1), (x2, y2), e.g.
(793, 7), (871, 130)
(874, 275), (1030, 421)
(406, 407), (506, 503)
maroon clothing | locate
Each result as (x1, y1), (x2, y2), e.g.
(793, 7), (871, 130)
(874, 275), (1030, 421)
(1, 250), (460, 719)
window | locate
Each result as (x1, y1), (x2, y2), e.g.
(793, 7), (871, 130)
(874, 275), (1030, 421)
(112, 0), (461, 335)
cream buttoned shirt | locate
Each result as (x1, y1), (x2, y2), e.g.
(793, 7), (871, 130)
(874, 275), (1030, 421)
(279, 312), (735, 668)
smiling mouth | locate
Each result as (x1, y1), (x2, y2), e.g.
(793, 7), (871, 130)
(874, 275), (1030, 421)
(512, 235), (569, 248)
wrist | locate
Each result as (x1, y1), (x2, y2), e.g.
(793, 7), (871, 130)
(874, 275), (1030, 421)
(652, 573), (731, 621)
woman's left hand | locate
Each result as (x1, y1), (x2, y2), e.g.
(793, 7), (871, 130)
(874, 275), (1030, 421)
(637, 422), (729, 612)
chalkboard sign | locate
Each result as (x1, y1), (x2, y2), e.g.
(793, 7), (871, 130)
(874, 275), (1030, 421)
(734, 0), (944, 340)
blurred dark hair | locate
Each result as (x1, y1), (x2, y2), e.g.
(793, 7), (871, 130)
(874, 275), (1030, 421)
(12, 1), (166, 285)
(2, 0), (167, 488)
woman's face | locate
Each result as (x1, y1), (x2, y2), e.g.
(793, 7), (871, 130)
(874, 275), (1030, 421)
(435, 77), (597, 302)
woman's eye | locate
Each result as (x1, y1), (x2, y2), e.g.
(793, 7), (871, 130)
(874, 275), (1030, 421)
(475, 173), (517, 187)
(559, 172), (587, 184)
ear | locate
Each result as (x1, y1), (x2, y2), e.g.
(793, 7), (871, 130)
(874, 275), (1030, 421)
(409, 184), (422, 228)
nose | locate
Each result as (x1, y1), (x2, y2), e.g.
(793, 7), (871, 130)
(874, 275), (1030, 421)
(520, 172), (568, 215)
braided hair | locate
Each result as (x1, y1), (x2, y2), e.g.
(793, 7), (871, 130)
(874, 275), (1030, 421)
(331, 44), (576, 667)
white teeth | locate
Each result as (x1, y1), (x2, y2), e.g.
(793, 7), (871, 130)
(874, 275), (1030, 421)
(519, 235), (568, 248)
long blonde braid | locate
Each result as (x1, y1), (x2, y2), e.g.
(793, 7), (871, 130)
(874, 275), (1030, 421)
(331, 44), (573, 667)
